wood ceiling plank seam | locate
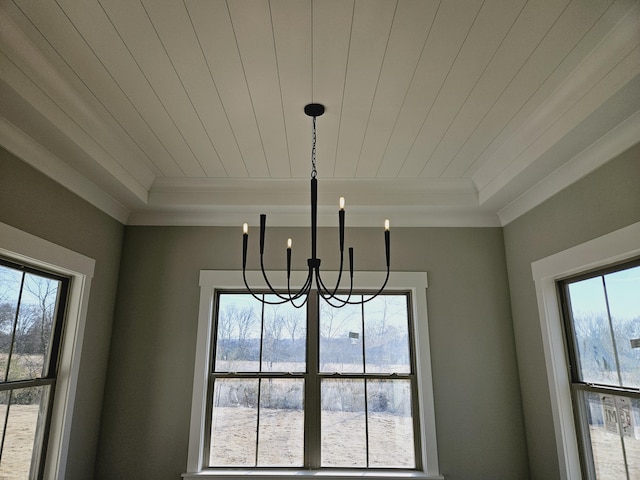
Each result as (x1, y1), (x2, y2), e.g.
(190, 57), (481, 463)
(185, 0), (269, 179)
(372, 0), (441, 178)
(350, 0), (399, 178)
(98, 0), (217, 178)
(50, 0), (187, 178)
(440, 0), (573, 179)
(334, 0), (396, 178)
(268, 0), (292, 179)
(225, 0), (273, 178)
(135, 0), (228, 178)
(227, 0), (289, 179)
(312, 0), (356, 178)
(467, 0), (618, 187)
(87, 0), (207, 178)
(376, 0), (484, 179)
(140, 0), (229, 178)
(270, 0), (313, 179)
(142, 0), (249, 178)
(358, 0), (440, 179)
(399, 0), (527, 179)
(7, 0), (162, 183)
(15, 0), (165, 180)
(394, 0), (487, 179)
(417, 0), (529, 179)
(184, 6), (249, 179)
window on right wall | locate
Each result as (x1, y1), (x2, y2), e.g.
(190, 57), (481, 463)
(558, 259), (640, 480)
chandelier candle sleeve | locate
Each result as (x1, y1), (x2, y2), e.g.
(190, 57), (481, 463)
(242, 223), (248, 269)
(339, 197), (345, 252)
(287, 238), (292, 280)
(385, 219), (390, 268)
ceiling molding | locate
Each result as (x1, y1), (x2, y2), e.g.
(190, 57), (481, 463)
(0, 116), (131, 224)
(149, 177), (478, 208)
(473, 2), (640, 203)
(0, 8), (154, 200)
(497, 110), (640, 225)
(127, 204), (500, 228)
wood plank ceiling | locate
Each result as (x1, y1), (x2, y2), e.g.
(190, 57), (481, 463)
(0, 0), (639, 226)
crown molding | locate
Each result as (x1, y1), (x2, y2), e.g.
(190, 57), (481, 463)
(498, 111), (640, 225)
(0, 116), (131, 224)
(127, 204), (500, 228)
(473, 2), (640, 204)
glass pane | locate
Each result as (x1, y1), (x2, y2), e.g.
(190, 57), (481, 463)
(8, 273), (60, 382)
(623, 398), (640, 479)
(604, 266), (640, 389)
(321, 378), (366, 467)
(0, 386), (47, 479)
(209, 378), (259, 466)
(262, 298), (306, 373)
(367, 379), (415, 468)
(364, 295), (411, 373)
(257, 378), (304, 466)
(582, 390), (638, 480)
(0, 265), (22, 382)
(319, 297), (363, 373)
(214, 294), (261, 372)
(568, 278), (618, 385)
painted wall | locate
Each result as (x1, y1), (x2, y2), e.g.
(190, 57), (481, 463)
(96, 222), (528, 479)
(0, 147), (124, 479)
(503, 143), (640, 480)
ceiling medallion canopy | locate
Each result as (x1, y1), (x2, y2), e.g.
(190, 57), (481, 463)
(242, 104), (390, 308)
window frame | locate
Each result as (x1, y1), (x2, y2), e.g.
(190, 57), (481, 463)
(531, 220), (640, 480)
(0, 258), (70, 479)
(557, 258), (640, 480)
(185, 270), (441, 480)
(0, 221), (95, 479)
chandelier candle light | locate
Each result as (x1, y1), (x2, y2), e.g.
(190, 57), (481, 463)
(241, 103), (390, 308)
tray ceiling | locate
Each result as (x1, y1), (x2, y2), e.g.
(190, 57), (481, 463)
(1, 0), (639, 226)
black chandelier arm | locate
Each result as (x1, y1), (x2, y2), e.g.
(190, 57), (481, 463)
(241, 267), (302, 305)
(315, 270), (355, 308)
(287, 272), (312, 309)
(258, 254), (309, 303)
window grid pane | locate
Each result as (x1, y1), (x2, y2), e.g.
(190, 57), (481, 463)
(210, 291), (418, 470)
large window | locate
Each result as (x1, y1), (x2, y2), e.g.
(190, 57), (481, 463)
(0, 258), (69, 479)
(0, 221), (95, 480)
(208, 291), (419, 469)
(185, 271), (440, 479)
(559, 260), (640, 480)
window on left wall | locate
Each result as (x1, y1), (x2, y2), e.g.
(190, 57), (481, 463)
(0, 258), (69, 479)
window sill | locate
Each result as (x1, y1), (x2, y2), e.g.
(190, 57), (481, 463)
(182, 470), (444, 480)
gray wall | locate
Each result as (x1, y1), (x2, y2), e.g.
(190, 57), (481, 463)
(503, 143), (640, 480)
(96, 224), (528, 479)
(0, 147), (124, 479)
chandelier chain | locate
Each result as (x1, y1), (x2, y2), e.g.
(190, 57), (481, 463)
(311, 115), (317, 179)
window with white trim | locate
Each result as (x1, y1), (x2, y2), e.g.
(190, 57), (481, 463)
(0, 258), (69, 479)
(208, 291), (419, 469)
(0, 221), (94, 480)
(558, 259), (640, 480)
(185, 271), (441, 479)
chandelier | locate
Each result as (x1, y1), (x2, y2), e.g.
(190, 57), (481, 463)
(242, 103), (390, 308)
